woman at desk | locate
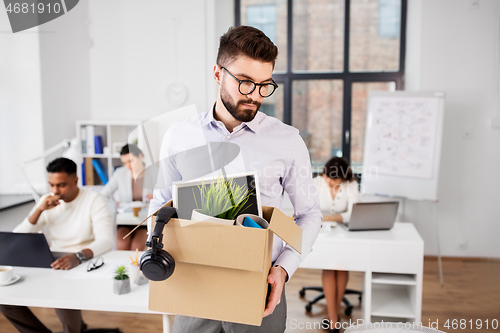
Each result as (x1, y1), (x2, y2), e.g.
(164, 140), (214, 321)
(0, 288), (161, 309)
(101, 144), (152, 251)
(315, 157), (360, 332)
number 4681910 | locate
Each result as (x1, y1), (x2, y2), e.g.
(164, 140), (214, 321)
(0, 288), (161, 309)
(6, 2), (62, 14)
(444, 319), (498, 330)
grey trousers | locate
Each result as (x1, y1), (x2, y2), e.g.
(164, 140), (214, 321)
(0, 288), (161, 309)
(172, 286), (287, 333)
(0, 304), (82, 333)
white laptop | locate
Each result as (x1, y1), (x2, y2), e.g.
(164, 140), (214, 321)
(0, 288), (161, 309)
(343, 201), (399, 231)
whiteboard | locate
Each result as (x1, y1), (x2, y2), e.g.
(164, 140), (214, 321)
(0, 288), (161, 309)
(361, 91), (445, 201)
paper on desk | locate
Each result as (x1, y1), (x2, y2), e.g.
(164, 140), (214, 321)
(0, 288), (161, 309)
(63, 260), (127, 279)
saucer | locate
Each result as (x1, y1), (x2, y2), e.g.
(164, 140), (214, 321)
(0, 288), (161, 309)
(0, 274), (21, 286)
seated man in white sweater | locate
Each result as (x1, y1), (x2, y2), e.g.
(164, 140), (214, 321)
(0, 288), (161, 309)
(0, 157), (114, 333)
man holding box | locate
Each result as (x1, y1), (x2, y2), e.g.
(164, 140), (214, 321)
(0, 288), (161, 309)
(150, 25), (322, 332)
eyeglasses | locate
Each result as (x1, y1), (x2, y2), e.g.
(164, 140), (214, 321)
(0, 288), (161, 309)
(87, 257), (104, 272)
(220, 66), (278, 98)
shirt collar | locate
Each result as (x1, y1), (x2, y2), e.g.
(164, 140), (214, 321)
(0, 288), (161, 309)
(243, 111), (263, 133)
(203, 104), (265, 134)
(201, 105), (217, 127)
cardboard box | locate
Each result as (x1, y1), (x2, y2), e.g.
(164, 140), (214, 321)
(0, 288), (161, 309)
(147, 200), (302, 326)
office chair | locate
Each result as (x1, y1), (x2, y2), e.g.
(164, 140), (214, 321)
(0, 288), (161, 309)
(299, 286), (362, 315)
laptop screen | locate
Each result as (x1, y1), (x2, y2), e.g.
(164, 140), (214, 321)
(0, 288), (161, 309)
(0, 232), (55, 268)
(348, 201), (399, 231)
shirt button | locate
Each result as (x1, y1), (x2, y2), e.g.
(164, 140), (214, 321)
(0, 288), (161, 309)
(226, 135), (230, 140)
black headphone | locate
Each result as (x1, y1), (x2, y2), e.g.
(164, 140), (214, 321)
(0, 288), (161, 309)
(139, 207), (177, 281)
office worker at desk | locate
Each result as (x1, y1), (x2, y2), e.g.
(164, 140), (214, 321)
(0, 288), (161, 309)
(315, 157), (360, 332)
(149, 26), (322, 333)
(0, 158), (114, 333)
(101, 144), (152, 250)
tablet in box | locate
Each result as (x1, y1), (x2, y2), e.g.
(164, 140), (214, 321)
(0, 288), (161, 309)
(146, 200), (302, 326)
(172, 172), (262, 220)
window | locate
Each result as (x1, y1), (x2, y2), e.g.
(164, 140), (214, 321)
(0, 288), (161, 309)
(237, 0), (406, 170)
(379, 0), (401, 38)
(246, 5), (278, 43)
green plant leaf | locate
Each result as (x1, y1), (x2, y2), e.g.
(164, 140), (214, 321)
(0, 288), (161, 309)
(114, 265), (129, 280)
(194, 174), (255, 220)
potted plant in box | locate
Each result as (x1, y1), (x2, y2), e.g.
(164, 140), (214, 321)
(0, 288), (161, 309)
(191, 174), (253, 225)
(113, 265), (131, 295)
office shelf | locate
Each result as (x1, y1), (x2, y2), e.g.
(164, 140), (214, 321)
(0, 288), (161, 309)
(371, 284), (415, 319)
(76, 120), (143, 186)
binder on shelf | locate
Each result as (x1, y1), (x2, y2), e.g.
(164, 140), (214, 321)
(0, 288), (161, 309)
(92, 159), (108, 185)
(84, 158), (94, 186)
(81, 127), (87, 154)
(85, 125), (95, 155)
(94, 135), (104, 154)
(81, 162), (86, 186)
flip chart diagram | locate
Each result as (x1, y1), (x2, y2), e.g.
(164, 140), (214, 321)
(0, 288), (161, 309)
(366, 96), (439, 179)
(361, 91), (445, 201)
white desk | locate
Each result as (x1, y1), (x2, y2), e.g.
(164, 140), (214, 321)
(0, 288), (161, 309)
(115, 209), (149, 226)
(0, 251), (172, 333)
(300, 222), (424, 323)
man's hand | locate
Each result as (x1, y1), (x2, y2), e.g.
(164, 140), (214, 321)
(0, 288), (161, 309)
(51, 254), (80, 270)
(39, 195), (61, 211)
(28, 195), (61, 225)
(263, 265), (288, 317)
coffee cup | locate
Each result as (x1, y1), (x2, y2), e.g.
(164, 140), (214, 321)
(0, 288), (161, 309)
(131, 201), (143, 217)
(132, 207), (141, 217)
(235, 214), (269, 229)
(0, 266), (13, 284)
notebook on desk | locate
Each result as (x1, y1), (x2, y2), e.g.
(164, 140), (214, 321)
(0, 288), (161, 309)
(342, 201), (399, 231)
(0, 232), (71, 268)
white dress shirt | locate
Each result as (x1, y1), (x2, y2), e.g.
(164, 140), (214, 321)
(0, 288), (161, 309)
(100, 166), (152, 203)
(314, 176), (360, 222)
(149, 110), (322, 279)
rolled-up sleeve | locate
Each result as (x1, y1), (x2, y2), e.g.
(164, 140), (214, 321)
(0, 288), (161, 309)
(87, 194), (114, 256)
(13, 196), (49, 233)
(100, 172), (119, 199)
(274, 135), (322, 280)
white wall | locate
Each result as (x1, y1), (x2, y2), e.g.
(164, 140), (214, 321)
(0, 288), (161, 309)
(0, 0), (229, 195)
(39, 0), (92, 149)
(87, 0), (222, 121)
(0, 13), (45, 194)
(405, 0), (500, 257)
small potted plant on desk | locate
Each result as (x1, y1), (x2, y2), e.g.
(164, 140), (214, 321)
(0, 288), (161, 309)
(191, 174), (253, 225)
(113, 265), (131, 295)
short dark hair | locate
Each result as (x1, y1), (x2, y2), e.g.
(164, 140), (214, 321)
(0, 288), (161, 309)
(120, 144), (143, 157)
(323, 157), (353, 182)
(46, 157), (77, 175)
(216, 26), (279, 68)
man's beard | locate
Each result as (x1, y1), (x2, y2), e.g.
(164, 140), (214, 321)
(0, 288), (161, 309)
(220, 84), (261, 123)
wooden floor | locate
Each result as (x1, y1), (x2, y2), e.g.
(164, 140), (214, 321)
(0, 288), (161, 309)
(1, 258), (499, 332)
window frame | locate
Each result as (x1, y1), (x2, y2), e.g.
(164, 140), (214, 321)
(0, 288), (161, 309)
(235, 0), (407, 163)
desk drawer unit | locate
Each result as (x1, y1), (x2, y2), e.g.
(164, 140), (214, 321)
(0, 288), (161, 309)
(370, 244), (423, 274)
(301, 241), (370, 271)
